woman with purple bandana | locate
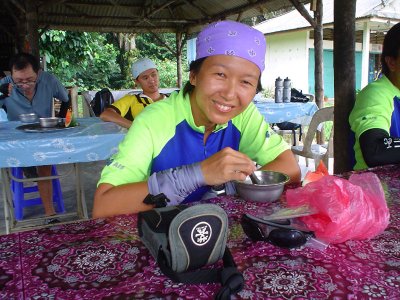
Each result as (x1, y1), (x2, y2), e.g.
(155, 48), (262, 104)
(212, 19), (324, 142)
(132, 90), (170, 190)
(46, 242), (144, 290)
(93, 20), (301, 217)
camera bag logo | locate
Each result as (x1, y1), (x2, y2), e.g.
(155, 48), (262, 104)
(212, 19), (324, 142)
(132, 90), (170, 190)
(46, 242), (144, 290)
(191, 221), (212, 246)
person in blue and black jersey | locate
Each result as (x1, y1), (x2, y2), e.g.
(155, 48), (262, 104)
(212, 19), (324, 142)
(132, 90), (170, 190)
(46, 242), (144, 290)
(100, 57), (169, 128)
(93, 20), (301, 218)
(349, 22), (400, 170)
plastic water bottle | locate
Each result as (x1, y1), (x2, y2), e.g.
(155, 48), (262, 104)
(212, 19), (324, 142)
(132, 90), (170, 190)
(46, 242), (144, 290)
(283, 77), (291, 103)
(274, 77), (283, 103)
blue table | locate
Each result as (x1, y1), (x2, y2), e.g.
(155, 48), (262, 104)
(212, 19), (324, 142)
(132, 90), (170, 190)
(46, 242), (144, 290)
(0, 108), (6, 121)
(0, 118), (127, 233)
(254, 100), (319, 125)
(0, 118), (126, 167)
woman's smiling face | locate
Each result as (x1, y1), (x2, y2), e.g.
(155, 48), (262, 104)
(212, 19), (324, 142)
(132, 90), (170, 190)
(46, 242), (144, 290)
(189, 55), (260, 129)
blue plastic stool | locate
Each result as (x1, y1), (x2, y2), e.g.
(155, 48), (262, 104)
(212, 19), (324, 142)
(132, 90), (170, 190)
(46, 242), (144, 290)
(10, 166), (65, 220)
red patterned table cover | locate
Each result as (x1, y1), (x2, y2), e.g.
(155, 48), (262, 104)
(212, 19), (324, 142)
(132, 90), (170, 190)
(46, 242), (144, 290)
(1, 165), (399, 299)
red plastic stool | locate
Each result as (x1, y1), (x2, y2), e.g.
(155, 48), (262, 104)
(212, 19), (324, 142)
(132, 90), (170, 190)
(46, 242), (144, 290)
(10, 166), (65, 220)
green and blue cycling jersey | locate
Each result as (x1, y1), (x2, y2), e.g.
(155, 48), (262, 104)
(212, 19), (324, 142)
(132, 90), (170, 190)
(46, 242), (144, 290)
(98, 90), (289, 202)
(349, 75), (400, 170)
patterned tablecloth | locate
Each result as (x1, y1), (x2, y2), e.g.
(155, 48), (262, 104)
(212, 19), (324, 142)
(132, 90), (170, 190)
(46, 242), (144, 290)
(0, 118), (126, 168)
(1, 165), (399, 299)
(254, 100), (319, 125)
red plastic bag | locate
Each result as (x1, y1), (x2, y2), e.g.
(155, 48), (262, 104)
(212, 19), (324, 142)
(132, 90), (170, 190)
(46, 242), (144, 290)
(286, 172), (390, 244)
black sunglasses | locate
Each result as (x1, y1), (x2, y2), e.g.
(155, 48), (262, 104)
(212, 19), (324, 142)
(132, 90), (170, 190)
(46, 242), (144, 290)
(241, 214), (314, 249)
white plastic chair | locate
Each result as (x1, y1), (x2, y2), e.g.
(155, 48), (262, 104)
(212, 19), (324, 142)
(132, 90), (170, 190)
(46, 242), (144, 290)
(81, 91), (96, 117)
(291, 107), (334, 170)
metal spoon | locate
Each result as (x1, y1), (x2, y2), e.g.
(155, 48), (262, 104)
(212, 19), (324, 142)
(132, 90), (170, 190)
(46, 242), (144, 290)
(249, 172), (262, 185)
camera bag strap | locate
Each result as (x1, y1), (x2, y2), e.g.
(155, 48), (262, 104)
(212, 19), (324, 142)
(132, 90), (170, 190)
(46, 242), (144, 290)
(157, 246), (243, 300)
(138, 204), (244, 300)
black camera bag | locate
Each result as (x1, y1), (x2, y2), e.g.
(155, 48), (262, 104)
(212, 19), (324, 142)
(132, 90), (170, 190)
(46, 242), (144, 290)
(138, 204), (244, 299)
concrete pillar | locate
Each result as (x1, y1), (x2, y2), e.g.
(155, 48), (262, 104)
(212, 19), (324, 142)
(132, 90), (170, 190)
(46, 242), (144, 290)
(361, 21), (371, 89)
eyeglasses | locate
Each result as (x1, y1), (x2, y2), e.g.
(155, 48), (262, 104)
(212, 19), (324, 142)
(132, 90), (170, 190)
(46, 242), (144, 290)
(12, 78), (37, 88)
(241, 214), (314, 249)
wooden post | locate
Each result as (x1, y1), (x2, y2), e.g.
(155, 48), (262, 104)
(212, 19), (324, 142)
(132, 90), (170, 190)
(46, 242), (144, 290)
(313, 0), (324, 109)
(313, 0), (324, 144)
(25, 0), (40, 59)
(333, 0), (356, 173)
(289, 0), (325, 144)
(176, 31), (183, 88)
(16, 8), (26, 53)
(69, 87), (79, 117)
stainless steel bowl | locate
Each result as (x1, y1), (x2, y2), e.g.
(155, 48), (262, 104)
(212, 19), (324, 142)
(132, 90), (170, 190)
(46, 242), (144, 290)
(19, 113), (38, 123)
(234, 170), (290, 203)
(39, 117), (60, 128)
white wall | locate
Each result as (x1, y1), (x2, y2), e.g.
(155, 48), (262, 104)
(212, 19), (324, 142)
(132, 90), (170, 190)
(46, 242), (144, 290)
(263, 31), (310, 93)
(84, 88), (179, 102)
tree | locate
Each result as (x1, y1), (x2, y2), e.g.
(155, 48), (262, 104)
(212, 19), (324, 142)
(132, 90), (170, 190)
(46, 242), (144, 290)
(129, 33), (189, 88)
(40, 30), (188, 90)
(106, 32), (189, 89)
(40, 31), (121, 90)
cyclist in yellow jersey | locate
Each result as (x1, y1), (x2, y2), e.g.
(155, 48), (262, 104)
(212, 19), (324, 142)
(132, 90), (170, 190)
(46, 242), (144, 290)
(100, 58), (168, 128)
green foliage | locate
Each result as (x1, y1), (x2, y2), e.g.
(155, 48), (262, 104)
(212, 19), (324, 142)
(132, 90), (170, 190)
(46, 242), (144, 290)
(40, 31), (121, 90)
(324, 121), (333, 142)
(39, 30), (189, 91)
(156, 59), (188, 88)
(261, 86), (274, 98)
(136, 33), (187, 62)
(134, 33), (189, 88)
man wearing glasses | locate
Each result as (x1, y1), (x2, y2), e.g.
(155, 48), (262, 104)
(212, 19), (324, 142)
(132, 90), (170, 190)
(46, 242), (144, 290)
(0, 52), (69, 224)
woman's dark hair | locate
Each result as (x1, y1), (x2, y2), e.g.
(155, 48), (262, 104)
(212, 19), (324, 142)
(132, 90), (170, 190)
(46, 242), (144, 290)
(183, 58), (207, 96)
(9, 52), (40, 74)
(381, 22), (400, 76)
(183, 57), (263, 96)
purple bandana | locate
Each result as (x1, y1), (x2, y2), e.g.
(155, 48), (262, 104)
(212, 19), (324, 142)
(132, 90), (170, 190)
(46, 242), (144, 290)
(196, 20), (266, 72)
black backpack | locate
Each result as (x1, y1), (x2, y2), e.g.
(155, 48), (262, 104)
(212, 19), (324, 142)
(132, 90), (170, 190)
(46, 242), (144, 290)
(275, 122), (301, 131)
(91, 88), (114, 116)
(273, 122), (302, 146)
(290, 88), (310, 103)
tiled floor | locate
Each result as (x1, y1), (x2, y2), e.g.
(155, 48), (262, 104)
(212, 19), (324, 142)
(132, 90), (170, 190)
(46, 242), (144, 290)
(0, 157), (333, 235)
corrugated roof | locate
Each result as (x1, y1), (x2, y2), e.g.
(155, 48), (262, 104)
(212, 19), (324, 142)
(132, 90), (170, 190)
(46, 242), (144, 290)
(0, 0), (309, 70)
(254, 0), (400, 34)
(1, 0), (309, 35)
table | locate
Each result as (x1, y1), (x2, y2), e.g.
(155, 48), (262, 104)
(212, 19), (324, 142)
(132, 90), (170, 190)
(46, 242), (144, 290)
(1, 164), (399, 299)
(0, 118), (126, 167)
(0, 118), (127, 233)
(0, 109), (6, 121)
(254, 100), (319, 125)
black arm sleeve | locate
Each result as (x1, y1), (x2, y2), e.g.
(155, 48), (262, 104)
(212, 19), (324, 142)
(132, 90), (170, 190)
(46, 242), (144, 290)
(359, 128), (400, 167)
